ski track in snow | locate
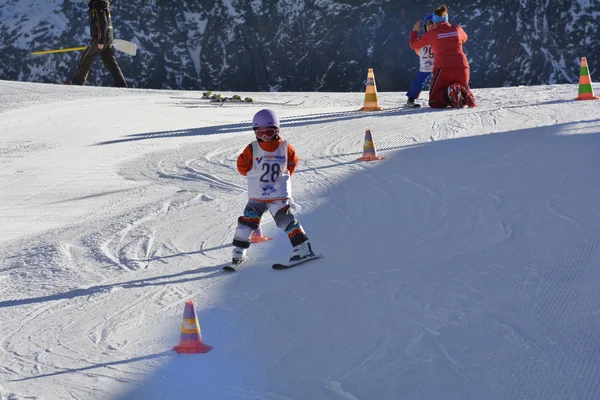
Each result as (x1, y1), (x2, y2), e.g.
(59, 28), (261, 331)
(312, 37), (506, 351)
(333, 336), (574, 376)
(326, 380), (362, 400)
(1, 82), (600, 399)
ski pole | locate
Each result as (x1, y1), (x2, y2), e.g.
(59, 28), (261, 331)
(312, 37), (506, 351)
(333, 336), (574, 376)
(32, 46), (87, 55)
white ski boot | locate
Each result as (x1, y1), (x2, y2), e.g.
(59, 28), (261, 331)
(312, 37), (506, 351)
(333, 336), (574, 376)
(232, 247), (247, 265)
(289, 241), (315, 263)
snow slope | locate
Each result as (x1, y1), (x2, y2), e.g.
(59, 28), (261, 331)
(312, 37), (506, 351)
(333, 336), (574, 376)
(1, 80), (600, 400)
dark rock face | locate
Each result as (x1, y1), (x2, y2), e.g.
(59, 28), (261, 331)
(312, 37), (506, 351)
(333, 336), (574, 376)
(1, 0), (598, 91)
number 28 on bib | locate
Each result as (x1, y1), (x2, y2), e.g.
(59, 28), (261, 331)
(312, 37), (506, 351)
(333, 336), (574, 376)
(247, 141), (292, 199)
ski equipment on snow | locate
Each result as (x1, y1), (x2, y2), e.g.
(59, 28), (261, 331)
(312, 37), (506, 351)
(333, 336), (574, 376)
(222, 258), (249, 272)
(272, 253), (323, 270)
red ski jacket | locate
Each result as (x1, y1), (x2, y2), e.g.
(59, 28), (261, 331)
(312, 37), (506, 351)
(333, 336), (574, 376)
(409, 22), (469, 70)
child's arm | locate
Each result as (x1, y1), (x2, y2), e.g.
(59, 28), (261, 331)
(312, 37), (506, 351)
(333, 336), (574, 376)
(236, 144), (253, 176)
(287, 143), (299, 175)
(409, 30), (432, 51)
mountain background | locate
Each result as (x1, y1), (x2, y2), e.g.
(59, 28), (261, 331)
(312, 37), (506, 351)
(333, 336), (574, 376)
(1, 0), (599, 91)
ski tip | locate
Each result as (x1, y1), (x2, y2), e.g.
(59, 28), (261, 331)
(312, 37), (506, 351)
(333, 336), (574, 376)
(272, 254), (323, 270)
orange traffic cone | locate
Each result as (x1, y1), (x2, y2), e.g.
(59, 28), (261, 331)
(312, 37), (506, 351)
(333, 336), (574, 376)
(173, 300), (212, 354)
(360, 68), (382, 111)
(576, 57), (599, 100)
(358, 129), (385, 161)
(251, 225), (272, 243)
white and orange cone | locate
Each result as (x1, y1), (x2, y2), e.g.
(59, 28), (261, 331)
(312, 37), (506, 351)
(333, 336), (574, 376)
(250, 226), (272, 243)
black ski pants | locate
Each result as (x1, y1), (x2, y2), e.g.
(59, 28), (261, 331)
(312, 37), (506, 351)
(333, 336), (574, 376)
(73, 41), (127, 87)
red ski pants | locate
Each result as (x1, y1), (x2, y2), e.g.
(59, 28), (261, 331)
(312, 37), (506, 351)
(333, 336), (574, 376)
(428, 67), (470, 108)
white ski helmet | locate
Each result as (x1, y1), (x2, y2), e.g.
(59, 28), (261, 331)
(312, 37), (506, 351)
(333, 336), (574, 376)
(252, 109), (280, 141)
(252, 109), (280, 130)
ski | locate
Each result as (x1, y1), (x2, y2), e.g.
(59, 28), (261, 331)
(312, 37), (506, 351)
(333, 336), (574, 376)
(272, 254), (323, 270)
(380, 105), (427, 112)
(186, 93), (306, 107)
(216, 99), (305, 107)
(112, 39), (137, 56)
(255, 100), (306, 107)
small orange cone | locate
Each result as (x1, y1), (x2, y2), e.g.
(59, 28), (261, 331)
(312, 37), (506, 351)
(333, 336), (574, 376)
(173, 300), (212, 354)
(251, 226), (272, 243)
(360, 68), (382, 111)
(576, 57), (599, 100)
(358, 129), (385, 161)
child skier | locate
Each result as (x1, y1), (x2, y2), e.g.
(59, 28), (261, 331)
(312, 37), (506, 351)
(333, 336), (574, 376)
(405, 14), (435, 108)
(230, 109), (315, 267)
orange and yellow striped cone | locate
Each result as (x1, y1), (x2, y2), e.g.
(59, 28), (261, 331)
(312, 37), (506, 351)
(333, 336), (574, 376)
(358, 129), (385, 161)
(173, 300), (212, 354)
(251, 225), (272, 243)
(360, 69), (382, 111)
(576, 57), (599, 101)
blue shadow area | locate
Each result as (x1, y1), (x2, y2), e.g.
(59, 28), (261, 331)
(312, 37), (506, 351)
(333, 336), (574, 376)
(115, 119), (600, 399)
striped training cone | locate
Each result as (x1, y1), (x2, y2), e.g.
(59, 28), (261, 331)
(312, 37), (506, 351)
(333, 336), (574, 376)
(360, 68), (382, 111)
(173, 300), (212, 354)
(251, 225), (272, 243)
(576, 57), (599, 101)
(358, 129), (385, 161)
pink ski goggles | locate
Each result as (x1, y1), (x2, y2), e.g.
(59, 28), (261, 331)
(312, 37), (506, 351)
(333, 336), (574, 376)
(254, 127), (278, 141)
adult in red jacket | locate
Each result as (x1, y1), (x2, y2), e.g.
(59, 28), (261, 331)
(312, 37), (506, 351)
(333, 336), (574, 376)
(409, 5), (476, 108)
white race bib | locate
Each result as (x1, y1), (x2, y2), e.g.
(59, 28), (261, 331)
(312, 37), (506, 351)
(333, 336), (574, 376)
(419, 45), (434, 72)
(247, 141), (292, 200)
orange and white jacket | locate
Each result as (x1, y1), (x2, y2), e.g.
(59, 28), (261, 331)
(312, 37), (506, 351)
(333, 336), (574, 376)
(237, 139), (299, 201)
